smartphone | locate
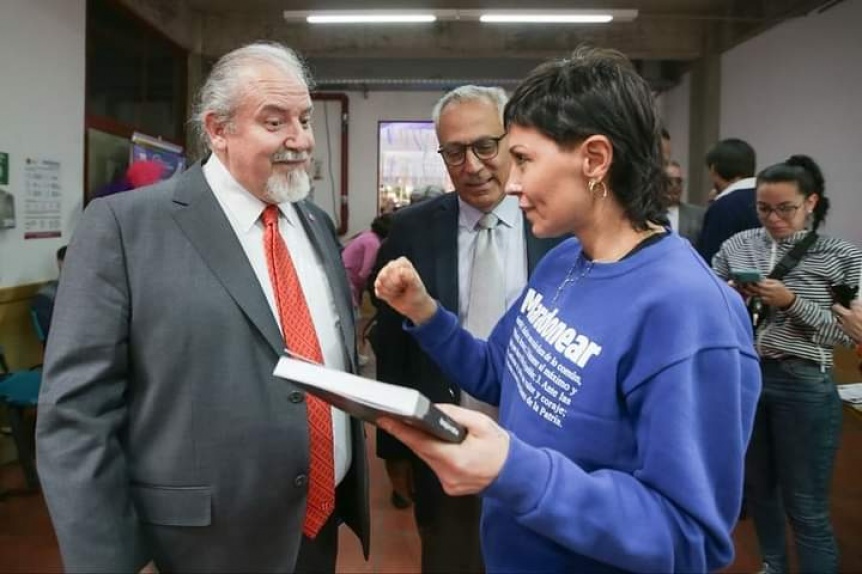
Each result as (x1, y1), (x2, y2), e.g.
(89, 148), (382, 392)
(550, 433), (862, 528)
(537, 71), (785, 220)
(730, 268), (763, 284)
(831, 284), (859, 307)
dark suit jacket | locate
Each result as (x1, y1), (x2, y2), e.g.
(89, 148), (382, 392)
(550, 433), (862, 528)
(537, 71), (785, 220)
(374, 193), (562, 525)
(676, 202), (706, 246)
(697, 186), (760, 265)
(36, 164), (369, 572)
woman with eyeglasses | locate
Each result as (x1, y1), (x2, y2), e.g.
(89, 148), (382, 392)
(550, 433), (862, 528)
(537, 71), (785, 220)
(374, 46), (761, 573)
(713, 155), (862, 574)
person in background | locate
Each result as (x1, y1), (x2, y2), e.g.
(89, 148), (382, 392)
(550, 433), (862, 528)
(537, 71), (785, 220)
(380, 194), (398, 215)
(342, 214), (393, 310)
(126, 159), (165, 189)
(0, 188), (15, 227)
(660, 127), (672, 163)
(375, 84), (562, 573)
(96, 159), (166, 198)
(833, 263), (862, 348)
(342, 213), (392, 365)
(30, 245), (67, 340)
(697, 138), (760, 263)
(834, 298), (862, 344)
(706, 187), (720, 203)
(713, 155), (862, 574)
(375, 46), (760, 573)
(835, 295), (862, 373)
(36, 42), (369, 573)
(409, 184), (445, 205)
(665, 160), (705, 245)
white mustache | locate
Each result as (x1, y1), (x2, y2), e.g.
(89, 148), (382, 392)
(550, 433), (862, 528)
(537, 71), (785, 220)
(272, 150), (310, 163)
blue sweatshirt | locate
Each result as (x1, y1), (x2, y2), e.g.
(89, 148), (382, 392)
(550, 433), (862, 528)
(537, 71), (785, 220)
(409, 233), (761, 573)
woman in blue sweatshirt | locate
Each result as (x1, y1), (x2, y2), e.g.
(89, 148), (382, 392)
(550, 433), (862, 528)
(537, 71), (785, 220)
(375, 46), (761, 573)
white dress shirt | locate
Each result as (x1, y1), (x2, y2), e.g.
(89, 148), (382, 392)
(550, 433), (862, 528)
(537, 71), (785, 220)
(713, 176), (757, 202)
(204, 155), (351, 485)
(667, 205), (680, 232)
(457, 194), (528, 325)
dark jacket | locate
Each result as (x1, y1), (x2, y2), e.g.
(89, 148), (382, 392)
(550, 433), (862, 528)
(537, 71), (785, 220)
(697, 186), (761, 265)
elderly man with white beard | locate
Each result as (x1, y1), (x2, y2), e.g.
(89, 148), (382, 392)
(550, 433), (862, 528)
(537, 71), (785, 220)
(36, 42), (369, 574)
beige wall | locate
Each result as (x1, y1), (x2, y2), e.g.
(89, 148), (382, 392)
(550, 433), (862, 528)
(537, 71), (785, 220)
(719, 0), (862, 247)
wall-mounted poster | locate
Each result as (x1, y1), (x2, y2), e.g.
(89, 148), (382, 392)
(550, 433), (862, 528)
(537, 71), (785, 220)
(23, 157), (62, 239)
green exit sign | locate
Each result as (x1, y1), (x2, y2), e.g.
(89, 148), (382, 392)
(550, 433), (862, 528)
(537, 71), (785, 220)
(0, 152), (8, 185)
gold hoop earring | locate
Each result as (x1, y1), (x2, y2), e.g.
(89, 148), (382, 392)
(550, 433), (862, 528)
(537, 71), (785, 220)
(589, 179), (608, 198)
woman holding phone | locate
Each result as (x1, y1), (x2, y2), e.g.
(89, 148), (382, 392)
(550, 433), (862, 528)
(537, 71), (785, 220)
(713, 155), (862, 573)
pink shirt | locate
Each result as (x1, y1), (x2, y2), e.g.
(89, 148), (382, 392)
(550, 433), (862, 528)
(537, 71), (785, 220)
(341, 230), (382, 307)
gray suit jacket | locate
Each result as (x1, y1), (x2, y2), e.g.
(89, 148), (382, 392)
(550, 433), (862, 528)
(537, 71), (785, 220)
(36, 164), (370, 573)
(677, 202), (706, 246)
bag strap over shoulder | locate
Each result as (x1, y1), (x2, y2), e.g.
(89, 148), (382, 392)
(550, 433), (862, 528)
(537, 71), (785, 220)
(768, 230), (818, 281)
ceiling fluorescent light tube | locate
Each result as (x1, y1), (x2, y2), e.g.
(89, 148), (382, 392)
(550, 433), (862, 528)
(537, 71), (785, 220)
(480, 13), (614, 24)
(305, 13), (436, 24)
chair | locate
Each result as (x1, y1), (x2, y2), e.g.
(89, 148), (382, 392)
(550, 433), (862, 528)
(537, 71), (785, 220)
(0, 348), (41, 492)
(30, 307), (47, 347)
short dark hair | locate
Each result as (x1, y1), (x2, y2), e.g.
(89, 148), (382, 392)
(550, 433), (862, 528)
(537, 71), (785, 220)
(705, 138), (756, 181)
(370, 213), (393, 239)
(504, 46), (666, 230)
(757, 155), (830, 230)
(57, 246), (67, 261)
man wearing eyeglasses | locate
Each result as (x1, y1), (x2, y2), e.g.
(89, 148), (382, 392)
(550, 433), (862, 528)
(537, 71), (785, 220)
(374, 85), (561, 573)
(664, 160), (705, 245)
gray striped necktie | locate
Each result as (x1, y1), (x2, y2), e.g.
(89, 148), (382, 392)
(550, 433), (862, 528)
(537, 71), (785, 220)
(465, 212), (506, 338)
(461, 212), (504, 419)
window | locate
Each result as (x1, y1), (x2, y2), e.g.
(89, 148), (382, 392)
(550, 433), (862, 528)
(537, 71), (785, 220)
(378, 121), (451, 212)
(87, 0), (187, 143)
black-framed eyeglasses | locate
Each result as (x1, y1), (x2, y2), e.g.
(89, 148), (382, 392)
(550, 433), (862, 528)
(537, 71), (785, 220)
(756, 202), (804, 219)
(437, 134), (507, 166)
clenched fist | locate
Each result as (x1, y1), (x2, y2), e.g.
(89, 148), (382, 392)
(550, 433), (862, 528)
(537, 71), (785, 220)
(374, 257), (438, 325)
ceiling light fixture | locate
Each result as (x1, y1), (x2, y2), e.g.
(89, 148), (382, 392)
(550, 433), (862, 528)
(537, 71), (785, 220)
(286, 11), (437, 24)
(479, 10), (637, 24)
(283, 9), (637, 25)
(482, 13), (610, 24)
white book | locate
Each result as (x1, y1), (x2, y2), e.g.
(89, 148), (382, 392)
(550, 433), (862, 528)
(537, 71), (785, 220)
(273, 356), (466, 443)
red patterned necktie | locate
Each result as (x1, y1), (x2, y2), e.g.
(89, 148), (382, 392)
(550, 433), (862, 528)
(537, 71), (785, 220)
(262, 204), (334, 538)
